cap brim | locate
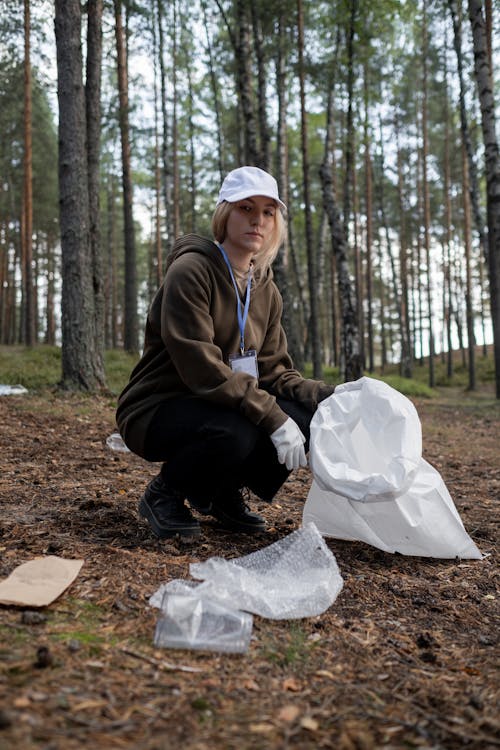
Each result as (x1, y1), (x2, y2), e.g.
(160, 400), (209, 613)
(217, 191), (287, 212)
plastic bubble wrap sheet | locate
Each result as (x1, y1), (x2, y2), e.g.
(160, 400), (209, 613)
(189, 522), (343, 619)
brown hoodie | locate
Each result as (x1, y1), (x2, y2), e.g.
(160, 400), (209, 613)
(116, 234), (333, 457)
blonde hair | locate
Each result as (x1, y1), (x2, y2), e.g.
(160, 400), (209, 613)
(211, 201), (286, 274)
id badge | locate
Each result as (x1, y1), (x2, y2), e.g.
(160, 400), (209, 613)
(229, 349), (259, 379)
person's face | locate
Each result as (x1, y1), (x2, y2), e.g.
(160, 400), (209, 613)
(223, 195), (276, 262)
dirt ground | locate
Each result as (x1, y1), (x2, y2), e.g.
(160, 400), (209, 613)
(0, 386), (498, 750)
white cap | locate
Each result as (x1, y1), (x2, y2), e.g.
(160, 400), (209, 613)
(216, 166), (287, 211)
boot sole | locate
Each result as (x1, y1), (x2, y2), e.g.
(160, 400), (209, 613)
(138, 498), (201, 539)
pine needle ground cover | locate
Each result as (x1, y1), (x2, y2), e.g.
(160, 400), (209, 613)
(0, 376), (498, 749)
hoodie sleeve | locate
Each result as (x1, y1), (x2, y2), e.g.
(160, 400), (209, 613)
(257, 283), (335, 410)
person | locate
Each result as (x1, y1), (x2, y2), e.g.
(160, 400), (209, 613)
(116, 166), (335, 540)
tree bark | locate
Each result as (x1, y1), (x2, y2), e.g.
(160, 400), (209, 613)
(172, 0), (180, 238)
(201, 0), (224, 182)
(157, 0), (174, 252)
(448, 0), (487, 265)
(298, 0), (322, 378)
(395, 113), (412, 377)
(55, 0), (102, 389)
(251, 2), (270, 169)
(342, 0), (357, 242)
(461, 139), (476, 389)
(236, 0), (259, 165)
(23, 0), (35, 345)
(421, 0), (435, 386)
(86, 0), (106, 383)
(272, 8), (303, 369)
(114, 0), (138, 352)
(319, 62), (362, 382)
(468, 0), (500, 398)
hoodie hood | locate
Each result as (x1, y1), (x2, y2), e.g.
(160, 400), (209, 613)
(166, 232), (272, 287)
(165, 233), (219, 271)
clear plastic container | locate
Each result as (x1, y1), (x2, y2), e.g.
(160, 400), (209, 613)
(153, 589), (253, 653)
(106, 432), (130, 453)
(0, 384), (28, 396)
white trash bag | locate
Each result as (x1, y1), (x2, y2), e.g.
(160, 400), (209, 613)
(303, 377), (482, 559)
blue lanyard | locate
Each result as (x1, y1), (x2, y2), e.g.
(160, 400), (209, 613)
(217, 244), (252, 355)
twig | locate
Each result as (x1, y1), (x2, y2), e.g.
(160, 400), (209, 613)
(119, 647), (203, 673)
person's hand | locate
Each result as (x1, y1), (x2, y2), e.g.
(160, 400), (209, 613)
(270, 418), (307, 471)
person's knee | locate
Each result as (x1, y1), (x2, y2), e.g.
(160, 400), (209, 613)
(199, 413), (259, 463)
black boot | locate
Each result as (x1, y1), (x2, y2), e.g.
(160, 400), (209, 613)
(139, 474), (201, 539)
(192, 489), (266, 534)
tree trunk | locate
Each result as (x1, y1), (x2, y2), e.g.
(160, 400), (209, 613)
(184, 32), (197, 235)
(105, 175), (119, 349)
(319, 61), (362, 382)
(152, 8), (163, 285)
(422, 0), (435, 386)
(364, 67), (373, 372)
(462, 140), (476, 389)
(448, 0), (487, 265)
(235, 0), (259, 165)
(468, 0), (500, 398)
(377, 237), (387, 371)
(395, 113), (412, 377)
(172, 0), (180, 238)
(114, 0), (138, 353)
(157, 0), (174, 252)
(342, 0), (357, 242)
(251, 2), (270, 169)
(86, 0), (106, 384)
(55, 0), (102, 389)
(442, 54), (454, 378)
(44, 237), (56, 346)
(298, 0), (322, 378)
(201, 0), (224, 182)
(23, 0), (35, 346)
(273, 9), (303, 369)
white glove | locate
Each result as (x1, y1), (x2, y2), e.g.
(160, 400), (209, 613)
(270, 418), (307, 471)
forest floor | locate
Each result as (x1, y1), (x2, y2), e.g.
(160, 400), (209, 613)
(0, 384), (498, 750)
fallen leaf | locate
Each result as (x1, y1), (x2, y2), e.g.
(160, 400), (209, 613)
(277, 705), (301, 722)
(249, 722), (274, 734)
(72, 699), (108, 711)
(243, 678), (260, 691)
(282, 677), (302, 692)
(315, 669), (335, 679)
(300, 716), (319, 731)
(84, 660), (105, 669)
(13, 697), (30, 708)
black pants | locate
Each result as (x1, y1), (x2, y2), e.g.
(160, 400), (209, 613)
(142, 396), (315, 504)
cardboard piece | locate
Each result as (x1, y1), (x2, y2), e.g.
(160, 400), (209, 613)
(0, 556), (84, 607)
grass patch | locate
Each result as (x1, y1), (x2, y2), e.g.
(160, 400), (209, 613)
(260, 623), (313, 668)
(104, 349), (140, 394)
(372, 374), (436, 399)
(0, 345), (139, 395)
(0, 344), (494, 400)
(0, 345), (62, 389)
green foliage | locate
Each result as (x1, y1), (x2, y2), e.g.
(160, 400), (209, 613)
(0, 62), (58, 236)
